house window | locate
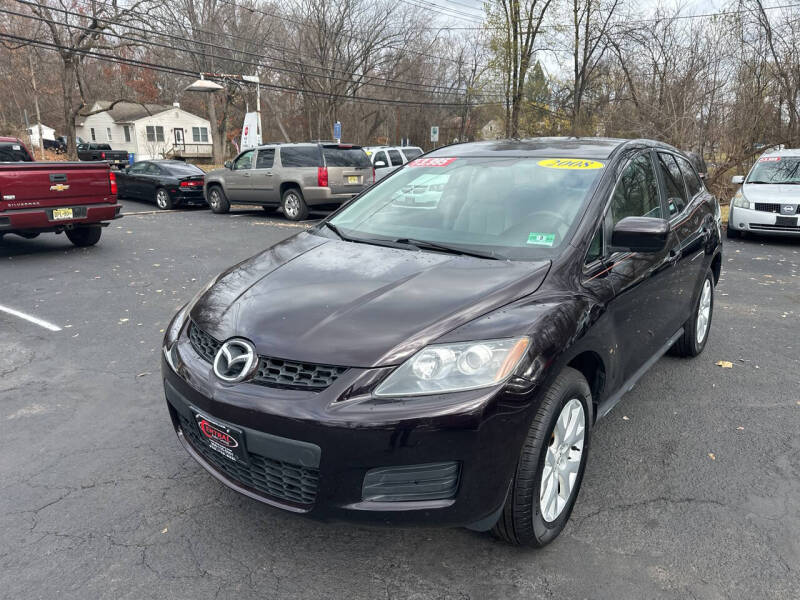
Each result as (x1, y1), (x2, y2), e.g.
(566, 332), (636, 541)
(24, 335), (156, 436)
(90, 127), (96, 141)
(123, 125), (131, 142)
(106, 127), (112, 142)
(146, 126), (164, 142)
(192, 127), (209, 143)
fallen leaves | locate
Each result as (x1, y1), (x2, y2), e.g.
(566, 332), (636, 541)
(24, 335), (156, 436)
(716, 360), (733, 368)
(708, 453), (716, 461)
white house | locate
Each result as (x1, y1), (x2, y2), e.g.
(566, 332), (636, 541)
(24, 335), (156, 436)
(76, 101), (213, 161)
(26, 123), (56, 148)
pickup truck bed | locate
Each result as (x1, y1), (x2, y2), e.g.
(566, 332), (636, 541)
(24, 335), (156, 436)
(0, 160), (122, 247)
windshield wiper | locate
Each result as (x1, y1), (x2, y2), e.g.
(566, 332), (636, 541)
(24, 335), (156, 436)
(393, 238), (501, 260)
(747, 180), (772, 184)
(321, 221), (348, 240)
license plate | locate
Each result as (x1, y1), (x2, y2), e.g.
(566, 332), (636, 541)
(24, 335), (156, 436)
(52, 208), (73, 221)
(194, 412), (247, 464)
(776, 215), (798, 227)
(347, 176), (359, 184)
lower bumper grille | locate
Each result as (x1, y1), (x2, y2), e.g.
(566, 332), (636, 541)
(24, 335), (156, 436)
(178, 413), (319, 505)
(750, 223), (800, 232)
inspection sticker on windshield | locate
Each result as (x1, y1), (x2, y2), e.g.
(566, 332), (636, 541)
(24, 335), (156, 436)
(527, 232), (555, 246)
(538, 158), (604, 170)
(408, 157), (457, 167)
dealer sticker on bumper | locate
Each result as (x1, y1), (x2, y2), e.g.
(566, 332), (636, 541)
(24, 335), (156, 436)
(194, 412), (247, 463)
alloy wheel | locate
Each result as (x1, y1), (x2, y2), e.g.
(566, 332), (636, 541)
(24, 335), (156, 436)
(284, 193), (300, 219)
(540, 398), (586, 523)
(209, 189), (219, 209)
(156, 190), (169, 209)
(696, 279), (712, 345)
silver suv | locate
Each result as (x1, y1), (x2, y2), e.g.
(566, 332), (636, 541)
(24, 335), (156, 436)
(728, 149), (800, 238)
(204, 143), (373, 220)
(364, 146), (424, 181)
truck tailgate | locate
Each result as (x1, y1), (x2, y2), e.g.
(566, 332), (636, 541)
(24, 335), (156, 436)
(0, 162), (113, 211)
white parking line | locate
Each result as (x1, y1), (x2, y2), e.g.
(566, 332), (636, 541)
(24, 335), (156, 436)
(0, 304), (61, 332)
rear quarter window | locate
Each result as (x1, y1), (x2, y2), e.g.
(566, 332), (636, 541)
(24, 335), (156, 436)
(0, 143), (33, 162)
(280, 147), (322, 168)
(401, 148), (423, 160)
(323, 148), (371, 168)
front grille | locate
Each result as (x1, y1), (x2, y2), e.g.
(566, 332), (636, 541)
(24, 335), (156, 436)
(188, 321), (347, 390)
(178, 413), (319, 505)
(750, 223), (800, 232)
(188, 321), (221, 362)
(254, 358), (347, 389)
(754, 202), (781, 213)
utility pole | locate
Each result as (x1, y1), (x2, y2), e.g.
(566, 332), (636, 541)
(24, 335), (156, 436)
(28, 50), (45, 160)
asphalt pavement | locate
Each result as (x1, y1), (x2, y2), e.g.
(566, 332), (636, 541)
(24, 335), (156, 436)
(1, 200), (798, 599)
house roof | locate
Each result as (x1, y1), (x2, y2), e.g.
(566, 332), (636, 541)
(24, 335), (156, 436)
(86, 101), (173, 123)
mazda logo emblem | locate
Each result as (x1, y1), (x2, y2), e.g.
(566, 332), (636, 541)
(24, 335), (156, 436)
(213, 338), (258, 383)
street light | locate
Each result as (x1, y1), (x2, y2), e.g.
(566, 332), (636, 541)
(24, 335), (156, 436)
(184, 73), (261, 146)
(183, 76), (224, 93)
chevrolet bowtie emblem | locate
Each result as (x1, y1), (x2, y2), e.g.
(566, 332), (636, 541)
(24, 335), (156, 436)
(50, 184), (70, 192)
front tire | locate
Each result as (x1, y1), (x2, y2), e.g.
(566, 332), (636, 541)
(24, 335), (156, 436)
(492, 367), (592, 547)
(207, 186), (230, 214)
(281, 187), (309, 221)
(672, 271), (714, 357)
(66, 226), (102, 247)
(155, 188), (173, 210)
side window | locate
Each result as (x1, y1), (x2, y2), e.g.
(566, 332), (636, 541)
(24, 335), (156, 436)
(279, 147), (321, 167)
(144, 163), (162, 175)
(585, 226), (603, 264)
(255, 148), (274, 169)
(657, 153), (688, 216)
(402, 148), (423, 161)
(609, 153), (662, 227)
(129, 162), (149, 174)
(676, 155), (703, 198)
(373, 151), (388, 167)
(233, 150), (254, 170)
(388, 149), (403, 166)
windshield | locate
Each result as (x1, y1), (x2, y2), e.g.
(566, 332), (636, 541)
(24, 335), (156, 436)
(747, 157), (800, 184)
(327, 156), (605, 260)
(0, 142), (32, 162)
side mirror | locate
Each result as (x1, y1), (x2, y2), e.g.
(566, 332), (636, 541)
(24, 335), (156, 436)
(374, 160), (387, 168)
(224, 160), (232, 169)
(611, 217), (670, 253)
(731, 175), (745, 184)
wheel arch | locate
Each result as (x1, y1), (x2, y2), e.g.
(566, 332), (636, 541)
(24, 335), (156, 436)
(280, 181), (302, 197)
(711, 251), (722, 284)
(566, 350), (606, 417)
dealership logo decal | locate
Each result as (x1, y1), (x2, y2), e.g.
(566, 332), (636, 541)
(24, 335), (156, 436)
(198, 419), (238, 448)
(213, 338), (258, 382)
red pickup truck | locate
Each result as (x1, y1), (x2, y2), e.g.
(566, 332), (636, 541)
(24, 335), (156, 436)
(0, 137), (121, 247)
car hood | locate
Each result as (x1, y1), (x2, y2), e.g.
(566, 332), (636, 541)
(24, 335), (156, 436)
(743, 183), (800, 203)
(191, 232), (551, 367)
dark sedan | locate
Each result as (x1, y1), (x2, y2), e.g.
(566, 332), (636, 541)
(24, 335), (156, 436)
(161, 138), (722, 546)
(117, 160), (206, 209)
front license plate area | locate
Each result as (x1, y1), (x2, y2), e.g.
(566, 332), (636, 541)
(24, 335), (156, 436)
(194, 411), (248, 464)
(347, 176), (359, 184)
(52, 208), (73, 221)
(776, 215), (798, 227)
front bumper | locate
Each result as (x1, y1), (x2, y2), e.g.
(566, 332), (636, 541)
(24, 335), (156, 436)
(728, 204), (800, 235)
(162, 328), (539, 528)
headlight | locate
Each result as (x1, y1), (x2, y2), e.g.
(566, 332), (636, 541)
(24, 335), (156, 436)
(732, 190), (751, 209)
(374, 337), (530, 397)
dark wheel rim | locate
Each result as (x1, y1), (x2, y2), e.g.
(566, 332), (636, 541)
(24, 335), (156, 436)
(156, 190), (169, 209)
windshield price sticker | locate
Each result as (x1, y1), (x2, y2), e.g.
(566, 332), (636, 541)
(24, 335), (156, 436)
(408, 157), (457, 168)
(527, 232), (555, 246)
(538, 158), (604, 170)
(759, 156), (781, 162)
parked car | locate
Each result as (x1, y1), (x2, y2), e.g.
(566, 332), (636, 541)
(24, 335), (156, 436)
(76, 143), (129, 168)
(364, 145), (424, 181)
(162, 137), (722, 546)
(43, 137), (66, 153)
(204, 143), (373, 220)
(116, 160), (206, 209)
(0, 137), (121, 247)
(728, 150), (800, 238)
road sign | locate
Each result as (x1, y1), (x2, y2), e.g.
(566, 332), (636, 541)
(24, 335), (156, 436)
(333, 121), (342, 141)
(430, 126), (439, 143)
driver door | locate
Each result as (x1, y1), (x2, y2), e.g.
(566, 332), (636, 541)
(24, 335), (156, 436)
(226, 150), (255, 202)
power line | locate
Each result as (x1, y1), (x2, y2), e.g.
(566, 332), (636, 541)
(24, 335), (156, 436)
(8, 2), (505, 99)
